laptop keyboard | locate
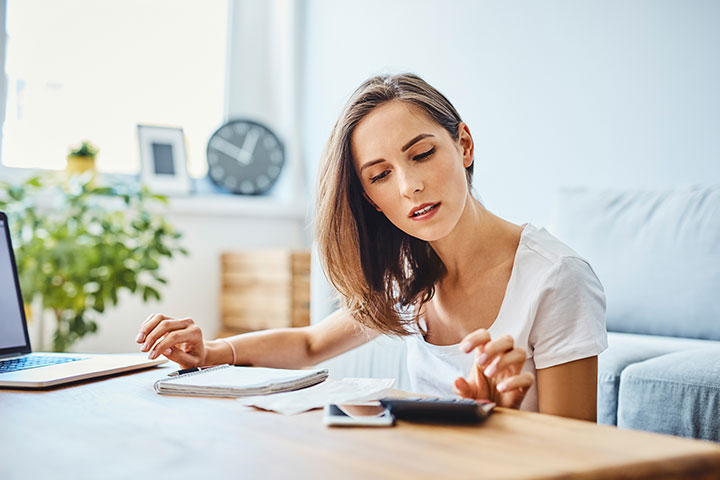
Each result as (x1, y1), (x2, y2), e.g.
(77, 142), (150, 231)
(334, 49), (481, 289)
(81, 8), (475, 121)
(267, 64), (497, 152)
(0, 355), (84, 374)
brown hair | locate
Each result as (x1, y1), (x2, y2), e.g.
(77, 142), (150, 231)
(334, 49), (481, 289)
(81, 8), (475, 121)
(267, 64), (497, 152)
(315, 73), (473, 336)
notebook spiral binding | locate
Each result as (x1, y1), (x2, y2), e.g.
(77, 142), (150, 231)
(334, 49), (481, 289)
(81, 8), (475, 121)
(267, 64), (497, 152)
(163, 364), (230, 381)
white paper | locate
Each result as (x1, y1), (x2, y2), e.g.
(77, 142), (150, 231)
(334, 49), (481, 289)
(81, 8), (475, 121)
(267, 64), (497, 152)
(154, 365), (329, 397)
(238, 377), (396, 415)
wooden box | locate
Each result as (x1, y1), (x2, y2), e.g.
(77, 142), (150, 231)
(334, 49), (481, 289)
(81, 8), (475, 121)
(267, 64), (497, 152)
(219, 249), (310, 335)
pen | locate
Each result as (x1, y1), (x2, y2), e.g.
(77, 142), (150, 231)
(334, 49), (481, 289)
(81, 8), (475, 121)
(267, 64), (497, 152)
(167, 366), (215, 377)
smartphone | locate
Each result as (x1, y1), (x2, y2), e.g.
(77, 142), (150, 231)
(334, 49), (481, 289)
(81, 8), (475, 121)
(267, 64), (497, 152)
(379, 397), (495, 423)
(323, 401), (395, 427)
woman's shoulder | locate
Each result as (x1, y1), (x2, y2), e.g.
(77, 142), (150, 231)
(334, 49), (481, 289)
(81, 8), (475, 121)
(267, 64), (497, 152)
(520, 224), (582, 263)
(518, 226), (608, 365)
(515, 224), (600, 289)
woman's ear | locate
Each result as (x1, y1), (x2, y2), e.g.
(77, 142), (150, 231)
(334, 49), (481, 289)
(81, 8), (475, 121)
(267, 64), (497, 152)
(457, 122), (474, 169)
(363, 191), (382, 212)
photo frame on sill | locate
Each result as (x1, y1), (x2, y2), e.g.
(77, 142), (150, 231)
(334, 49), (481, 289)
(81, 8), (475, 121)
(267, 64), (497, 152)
(137, 124), (191, 195)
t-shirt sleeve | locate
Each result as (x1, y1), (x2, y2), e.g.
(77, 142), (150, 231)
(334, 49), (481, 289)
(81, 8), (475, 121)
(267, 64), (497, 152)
(528, 256), (608, 369)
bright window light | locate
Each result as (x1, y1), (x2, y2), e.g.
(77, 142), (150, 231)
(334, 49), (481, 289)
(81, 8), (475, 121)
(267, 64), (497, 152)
(2, 0), (228, 177)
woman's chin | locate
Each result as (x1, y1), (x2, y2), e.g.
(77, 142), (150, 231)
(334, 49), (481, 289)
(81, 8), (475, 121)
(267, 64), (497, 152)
(389, 212), (456, 242)
(404, 223), (454, 243)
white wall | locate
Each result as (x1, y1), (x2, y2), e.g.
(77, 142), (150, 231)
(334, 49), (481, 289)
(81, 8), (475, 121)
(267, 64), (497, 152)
(300, 0), (720, 228)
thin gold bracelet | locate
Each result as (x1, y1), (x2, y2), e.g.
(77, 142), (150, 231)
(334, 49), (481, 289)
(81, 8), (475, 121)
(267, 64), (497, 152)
(218, 338), (237, 365)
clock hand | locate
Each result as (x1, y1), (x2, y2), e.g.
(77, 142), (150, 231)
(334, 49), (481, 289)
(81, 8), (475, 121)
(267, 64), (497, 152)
(211, 136), (244, 159)
(238, 127), (261, 165)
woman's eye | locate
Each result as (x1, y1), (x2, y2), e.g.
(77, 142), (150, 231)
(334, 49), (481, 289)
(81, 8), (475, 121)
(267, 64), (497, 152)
(370, 171), (389, 184)
(413, 147), (435, 161)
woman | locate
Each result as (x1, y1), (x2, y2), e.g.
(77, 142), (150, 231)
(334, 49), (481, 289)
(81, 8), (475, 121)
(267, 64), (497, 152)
(136, 73), (607, 420)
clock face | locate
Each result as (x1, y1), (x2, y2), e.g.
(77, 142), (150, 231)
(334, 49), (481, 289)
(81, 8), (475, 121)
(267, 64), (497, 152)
(206, 119), (285, 195)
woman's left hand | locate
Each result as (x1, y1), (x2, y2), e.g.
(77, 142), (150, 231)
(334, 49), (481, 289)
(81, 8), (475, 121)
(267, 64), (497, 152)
(453, 329), (534, 409)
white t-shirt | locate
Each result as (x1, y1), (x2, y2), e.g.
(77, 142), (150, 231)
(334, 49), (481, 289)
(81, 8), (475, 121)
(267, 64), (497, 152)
(405, 223), (608, 411)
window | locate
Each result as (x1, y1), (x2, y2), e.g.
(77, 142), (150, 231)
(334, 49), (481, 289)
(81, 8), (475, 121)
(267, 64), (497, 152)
(2, 0), (228, 177)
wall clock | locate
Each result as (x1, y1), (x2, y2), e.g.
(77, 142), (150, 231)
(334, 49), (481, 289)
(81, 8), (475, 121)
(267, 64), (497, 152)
(206, 119), (285, 195)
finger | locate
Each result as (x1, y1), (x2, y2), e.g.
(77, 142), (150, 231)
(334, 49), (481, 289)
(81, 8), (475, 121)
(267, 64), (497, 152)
(459, 329), (491, 353)
(142, 317), (194, 353)
(162, 346), (198, 369)
(497, 372), (534, 393)
(149, 327), (199, 359)
(136, 313), (156, 343)
(453, 376), (475, 398)
(141, 317), (183, 352)
(137, 313), (168, 343)
(476, 334), (514, 368)
(484, 348), (526, 378)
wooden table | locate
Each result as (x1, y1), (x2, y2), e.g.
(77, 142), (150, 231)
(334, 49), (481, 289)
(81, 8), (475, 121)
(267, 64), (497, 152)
(2, 364), (719, 480)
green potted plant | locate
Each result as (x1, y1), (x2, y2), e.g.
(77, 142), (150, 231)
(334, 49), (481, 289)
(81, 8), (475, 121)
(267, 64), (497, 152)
(0, 173), (188, 352)
(66, 140), (99, 175)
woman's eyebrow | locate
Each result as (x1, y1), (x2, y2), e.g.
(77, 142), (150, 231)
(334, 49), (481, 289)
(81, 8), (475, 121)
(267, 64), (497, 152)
(401, 133), (434, 152)
(359, 158), (385, 173)
(360, 133), (435, 173)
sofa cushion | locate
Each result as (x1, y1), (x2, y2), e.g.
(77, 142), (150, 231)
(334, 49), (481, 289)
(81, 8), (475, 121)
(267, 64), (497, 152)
(598, 332), (720, 425)
(555, 185), (720, 340)
(616, 348), (720, 441)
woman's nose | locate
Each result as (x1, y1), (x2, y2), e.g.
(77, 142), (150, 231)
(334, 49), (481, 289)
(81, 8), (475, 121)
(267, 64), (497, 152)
(398, 168), (424, 197)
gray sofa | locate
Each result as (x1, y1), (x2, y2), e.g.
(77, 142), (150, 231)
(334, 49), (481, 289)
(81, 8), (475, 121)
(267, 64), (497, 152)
(555, 185), (720, 441)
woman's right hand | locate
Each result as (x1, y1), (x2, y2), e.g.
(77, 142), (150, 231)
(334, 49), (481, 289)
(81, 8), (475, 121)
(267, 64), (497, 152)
(454, 329), (533, 409)
(136, 314), (206, 369)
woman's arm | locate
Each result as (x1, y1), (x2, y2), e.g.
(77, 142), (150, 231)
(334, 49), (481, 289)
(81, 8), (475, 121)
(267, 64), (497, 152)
(536, 356), (598, 421)
(206, 309), (378, 368)
(137, 309), (378, 369)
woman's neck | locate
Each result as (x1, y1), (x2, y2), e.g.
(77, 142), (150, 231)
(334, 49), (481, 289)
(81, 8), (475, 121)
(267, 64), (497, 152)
(429, 195), (522, 287)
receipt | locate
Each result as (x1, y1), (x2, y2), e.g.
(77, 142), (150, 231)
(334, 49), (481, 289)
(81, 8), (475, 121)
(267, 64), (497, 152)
(237, 377), (396, 415)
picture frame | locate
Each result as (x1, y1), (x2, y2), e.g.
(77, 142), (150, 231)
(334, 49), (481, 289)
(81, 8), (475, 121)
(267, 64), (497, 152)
(137, 124), (192, 195)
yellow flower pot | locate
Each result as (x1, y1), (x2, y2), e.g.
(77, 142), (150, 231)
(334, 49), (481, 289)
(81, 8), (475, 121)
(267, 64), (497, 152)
(66, 154), (96, 175)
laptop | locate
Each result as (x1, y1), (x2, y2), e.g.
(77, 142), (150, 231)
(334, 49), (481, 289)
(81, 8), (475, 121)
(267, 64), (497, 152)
(0, 211), (166, 388)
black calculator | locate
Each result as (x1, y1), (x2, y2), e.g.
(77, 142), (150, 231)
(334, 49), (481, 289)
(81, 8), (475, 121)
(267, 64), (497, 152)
(379, 397), (495, 423)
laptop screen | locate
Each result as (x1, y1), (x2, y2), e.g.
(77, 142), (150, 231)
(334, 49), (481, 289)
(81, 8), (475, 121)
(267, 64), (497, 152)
(0, 216), (30, 352)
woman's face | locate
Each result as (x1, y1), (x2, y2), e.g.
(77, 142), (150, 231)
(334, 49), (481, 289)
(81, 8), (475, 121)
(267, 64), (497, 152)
(351, 100), (474, 242)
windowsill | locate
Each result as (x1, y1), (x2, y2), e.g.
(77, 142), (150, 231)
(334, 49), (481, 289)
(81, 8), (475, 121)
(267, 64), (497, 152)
(0, 166), (309, 220)
(161, 194), (309, 219)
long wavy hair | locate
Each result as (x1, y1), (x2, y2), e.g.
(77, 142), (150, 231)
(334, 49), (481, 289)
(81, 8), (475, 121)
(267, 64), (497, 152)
(315, 73), (473, 336)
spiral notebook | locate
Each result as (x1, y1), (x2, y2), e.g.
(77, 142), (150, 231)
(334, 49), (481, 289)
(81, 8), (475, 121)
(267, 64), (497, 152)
(154, 364), (329, 397)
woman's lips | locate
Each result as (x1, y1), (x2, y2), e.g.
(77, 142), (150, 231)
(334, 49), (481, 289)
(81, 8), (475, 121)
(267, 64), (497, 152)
(409, 202), (440, 221)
